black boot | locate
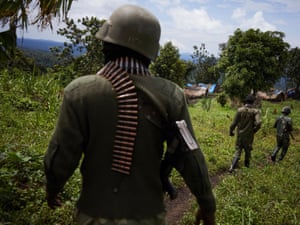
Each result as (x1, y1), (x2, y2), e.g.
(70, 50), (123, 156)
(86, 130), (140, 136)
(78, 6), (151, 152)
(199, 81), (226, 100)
(245, 160), (250, 168)
(271, 147), (279, 162)
(229, 157), (239, 172)
(279, 148), (288, 161)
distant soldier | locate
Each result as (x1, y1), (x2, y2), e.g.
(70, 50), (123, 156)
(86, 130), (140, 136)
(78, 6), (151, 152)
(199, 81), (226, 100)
(271, 106), (293, 162)
(228, 95), (262, 172)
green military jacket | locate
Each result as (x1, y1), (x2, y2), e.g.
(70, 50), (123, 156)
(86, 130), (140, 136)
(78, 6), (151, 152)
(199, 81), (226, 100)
(44, 70), (215, 220)
(274, 115), (293, 138)
(230, 104), (262, 148)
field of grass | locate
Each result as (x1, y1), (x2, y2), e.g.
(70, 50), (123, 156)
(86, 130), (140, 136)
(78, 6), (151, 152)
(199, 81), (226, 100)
(0, 70), (299, 224)
(178, 98), (300, 225)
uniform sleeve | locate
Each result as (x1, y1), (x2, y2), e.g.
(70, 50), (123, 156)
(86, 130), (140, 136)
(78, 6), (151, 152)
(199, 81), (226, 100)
(171, 87), (216, 214)
(230, 111), (240, 133)
(176, 149), (216, 214)
(287, 118), (293, 132)
(274, 117), (279, 129)
(44, 92), (85, 194)
(254, 109), (262, 132)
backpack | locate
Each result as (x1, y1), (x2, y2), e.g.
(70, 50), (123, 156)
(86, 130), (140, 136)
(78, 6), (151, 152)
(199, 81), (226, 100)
(276, 116), (291, 136)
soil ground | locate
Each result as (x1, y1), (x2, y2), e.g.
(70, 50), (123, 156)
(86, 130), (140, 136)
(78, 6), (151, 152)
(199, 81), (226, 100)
(165, 174), (223, 225)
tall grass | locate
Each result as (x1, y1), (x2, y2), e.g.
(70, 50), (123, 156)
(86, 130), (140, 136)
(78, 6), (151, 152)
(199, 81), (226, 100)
(0, 70), (299, 224)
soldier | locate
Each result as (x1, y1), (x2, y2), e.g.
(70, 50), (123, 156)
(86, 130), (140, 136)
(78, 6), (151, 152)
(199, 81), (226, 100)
(271, 106), (293, 162)
(44, 4), (216, 225)
(228, 95), (262, 172)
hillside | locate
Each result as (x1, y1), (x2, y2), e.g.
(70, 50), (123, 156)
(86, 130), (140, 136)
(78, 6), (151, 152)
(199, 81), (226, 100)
(16, 38), (192, 61)
(17, 38), (65, 52)
(16, 38), (86, 68)
(16, 38), (64, 68)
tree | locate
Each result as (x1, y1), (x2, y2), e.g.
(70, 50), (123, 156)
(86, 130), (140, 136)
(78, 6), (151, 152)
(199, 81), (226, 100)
(0, 0), (73, 66)
(0, 0), (73, 30)
(150, 41), (187, 87)
(217, 28), (289, 100)
(52, 16), (104, 75)
(190, 43), (219, 84)
(285, 47), (300, 90)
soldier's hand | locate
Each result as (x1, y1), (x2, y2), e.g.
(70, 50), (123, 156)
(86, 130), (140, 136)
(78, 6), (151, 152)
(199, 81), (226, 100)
(195, 208), (215, 225)
(46, 191), (62, 209)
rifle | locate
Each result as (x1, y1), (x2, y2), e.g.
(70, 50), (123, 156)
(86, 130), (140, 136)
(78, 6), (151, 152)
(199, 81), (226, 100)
(289, 131), (295, 140)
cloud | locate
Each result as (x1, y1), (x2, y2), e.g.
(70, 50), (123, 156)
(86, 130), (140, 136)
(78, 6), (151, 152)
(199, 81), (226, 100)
(159, 5), (233, 54)
(248, 11), (276, 30)
(233, 10), (276, 31)
(68, 0), (137, 20)
(232, 8), (246, 20)
(230, 0), (300, 13)
(18, 0), (300, 56)
(148, 0), (181, 8)
(167, 7), (223, 31)
(269, 0), (300, 13)
(242, 0), (274, 12)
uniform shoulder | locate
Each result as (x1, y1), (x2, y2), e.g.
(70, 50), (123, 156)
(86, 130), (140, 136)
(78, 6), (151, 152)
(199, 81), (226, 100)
(151, 77), (184, 99)
(64, 75), (108, 93)
(237, 106), (247, 112)
(238, 104), (259, 113)
(283, 115), (292, 122)
(132, 75), (183, 95)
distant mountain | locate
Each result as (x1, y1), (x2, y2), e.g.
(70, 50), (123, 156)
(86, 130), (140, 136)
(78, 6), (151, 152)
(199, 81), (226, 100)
(17, 38), (65, 52)
(14, 38), (193, 70)
(17, 38), (192, 60)
(16, 38), (68, 68)
(180, 52), (193, 61)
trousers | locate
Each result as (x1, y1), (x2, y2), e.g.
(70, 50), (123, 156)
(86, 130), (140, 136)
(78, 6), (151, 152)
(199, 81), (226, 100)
(75, 209), (166, 225)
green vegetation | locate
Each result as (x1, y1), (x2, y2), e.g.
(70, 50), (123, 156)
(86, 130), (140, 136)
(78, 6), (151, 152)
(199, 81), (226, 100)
(218, 28), (290, 100)
(190, 44), (219, 84)
(1, 0), (73, 64)
(0, 71), (299, 224)
(150, 41), (187, 87)
(182, 99), (300, 225)
(1, 1), (300, 224)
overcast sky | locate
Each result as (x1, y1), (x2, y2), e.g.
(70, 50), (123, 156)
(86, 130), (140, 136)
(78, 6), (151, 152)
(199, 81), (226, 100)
(18, 0), (300, 56)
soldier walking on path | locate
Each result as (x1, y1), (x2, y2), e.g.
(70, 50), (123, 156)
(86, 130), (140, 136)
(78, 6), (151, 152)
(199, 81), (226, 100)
(44, 4), (216, 225)
(271, 106), (293, 162)
(228, 95), (262, 172)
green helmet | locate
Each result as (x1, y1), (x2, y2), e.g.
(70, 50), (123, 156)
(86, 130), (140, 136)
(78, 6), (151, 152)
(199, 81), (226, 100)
(96, 4), (161, 60)
(281, 106), (291, 114)
(244, 94), (256, 104)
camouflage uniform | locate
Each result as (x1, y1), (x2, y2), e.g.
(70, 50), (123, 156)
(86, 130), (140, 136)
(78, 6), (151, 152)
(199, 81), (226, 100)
(44, 4), (216, 225)
(271, 106), (293, 162)
(229, 96), (262, 172)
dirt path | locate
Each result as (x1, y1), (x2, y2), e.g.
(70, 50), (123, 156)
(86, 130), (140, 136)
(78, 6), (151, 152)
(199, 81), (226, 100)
(165, 174), (223, 225)
(164, 184), (193, 225)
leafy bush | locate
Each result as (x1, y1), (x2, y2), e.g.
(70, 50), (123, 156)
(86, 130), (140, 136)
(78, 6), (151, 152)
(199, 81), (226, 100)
(216, 92), (227, 107)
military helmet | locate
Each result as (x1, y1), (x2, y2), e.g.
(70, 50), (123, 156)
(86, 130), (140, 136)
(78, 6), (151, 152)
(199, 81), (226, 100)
(244, 94), (256, 104)
(281, 106), (291, 114)
(96, 4), (161, 60)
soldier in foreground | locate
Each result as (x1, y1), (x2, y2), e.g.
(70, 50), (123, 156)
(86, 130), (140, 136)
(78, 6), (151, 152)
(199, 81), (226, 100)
(228, 95), (262, 172)
(44, 4), (216, 225)
(271, 106), (293, 162)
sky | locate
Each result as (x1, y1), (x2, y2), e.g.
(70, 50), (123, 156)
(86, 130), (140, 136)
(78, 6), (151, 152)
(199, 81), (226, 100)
(17, 0), (300, 56)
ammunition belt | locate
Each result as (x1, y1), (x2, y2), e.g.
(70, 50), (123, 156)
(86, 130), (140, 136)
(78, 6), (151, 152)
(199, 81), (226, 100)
(97, 61), (139, 175)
